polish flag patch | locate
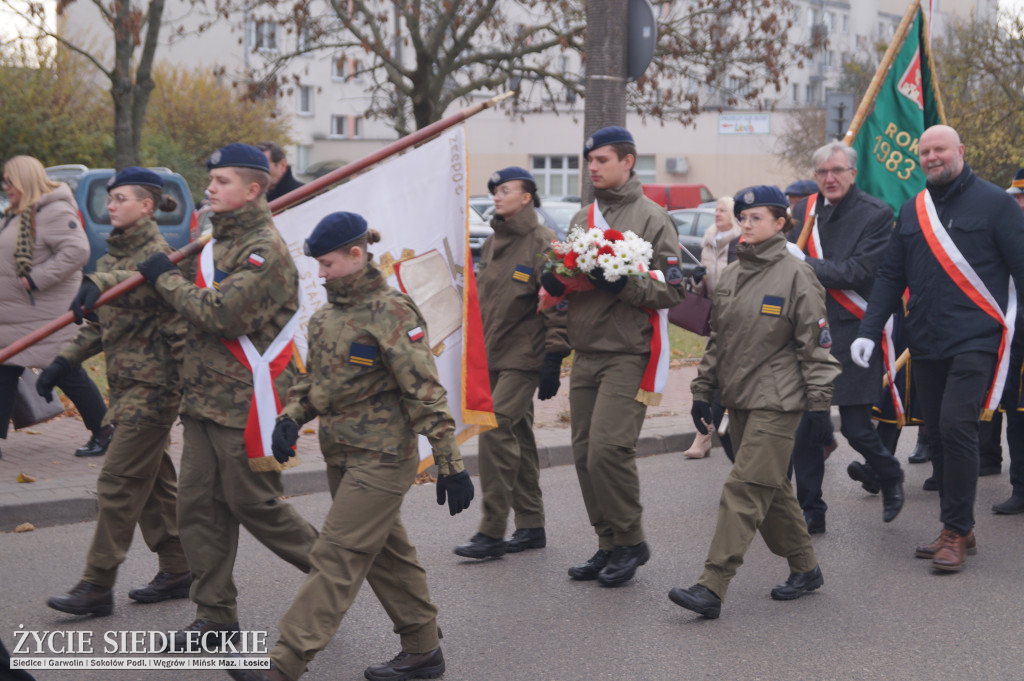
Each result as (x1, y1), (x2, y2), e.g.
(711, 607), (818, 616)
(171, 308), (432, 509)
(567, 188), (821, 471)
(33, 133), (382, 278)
(247, 253), (265, 268)
(408, 326), (424, 342)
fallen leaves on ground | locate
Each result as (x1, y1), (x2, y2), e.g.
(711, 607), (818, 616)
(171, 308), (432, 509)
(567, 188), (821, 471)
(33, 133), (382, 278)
(15, 523), (35, 533)
(16, 472), (35, 483)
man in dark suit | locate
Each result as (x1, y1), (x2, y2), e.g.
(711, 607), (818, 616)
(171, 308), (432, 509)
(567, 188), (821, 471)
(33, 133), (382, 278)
(787, 141), (905, 534)
(256, 141), (304, 203)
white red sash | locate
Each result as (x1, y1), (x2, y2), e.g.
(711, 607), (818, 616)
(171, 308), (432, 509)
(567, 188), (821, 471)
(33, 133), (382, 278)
(589, 203), (669, 405)
(915, 190), (1016, 418)
(198, 240), (300, 461)
(803, 196), (905, 423)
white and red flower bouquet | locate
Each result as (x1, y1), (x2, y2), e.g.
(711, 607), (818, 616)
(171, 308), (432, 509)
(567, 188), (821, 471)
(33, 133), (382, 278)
(539, 225), (654, 310)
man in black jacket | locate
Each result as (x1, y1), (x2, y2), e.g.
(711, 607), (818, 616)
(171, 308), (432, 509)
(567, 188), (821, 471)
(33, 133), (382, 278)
(256, 141), (304, 203)
(854, 125), (1024, 572)
(788, 142), (905, 534)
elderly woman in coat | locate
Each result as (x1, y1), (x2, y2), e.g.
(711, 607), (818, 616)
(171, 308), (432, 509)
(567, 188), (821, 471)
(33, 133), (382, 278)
(0, 155), (111, 458)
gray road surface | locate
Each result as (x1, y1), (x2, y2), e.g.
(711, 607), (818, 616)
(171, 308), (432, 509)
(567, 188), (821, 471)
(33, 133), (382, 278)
(2, 434), (1023, 681)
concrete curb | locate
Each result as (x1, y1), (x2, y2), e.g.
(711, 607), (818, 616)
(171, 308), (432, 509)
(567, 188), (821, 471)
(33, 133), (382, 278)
(0, 422), (703, 532)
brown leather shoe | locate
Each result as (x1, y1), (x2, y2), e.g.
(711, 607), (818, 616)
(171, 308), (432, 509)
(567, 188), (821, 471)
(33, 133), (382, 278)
(931, 528), (970, 571)
(46, 580), (113, 617)
(914, 528), (977, 559)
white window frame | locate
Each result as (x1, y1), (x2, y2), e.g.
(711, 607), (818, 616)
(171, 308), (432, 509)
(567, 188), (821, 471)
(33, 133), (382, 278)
(530, 155), (581, 199)
(297, 85), (313, 117)
(253, 20), (278, 52)
(330, 115), (347, 139)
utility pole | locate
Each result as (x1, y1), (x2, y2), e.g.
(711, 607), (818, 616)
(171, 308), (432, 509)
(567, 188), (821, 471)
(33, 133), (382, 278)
(582, 0), (628, 204)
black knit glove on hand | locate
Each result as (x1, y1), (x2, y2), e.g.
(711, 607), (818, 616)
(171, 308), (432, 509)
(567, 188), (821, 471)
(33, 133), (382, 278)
(271, 418), (299, 464)
(805, 410), (832, 446)
(590, 267), (627, 294)
(137, 252), (178, 284)
(690, 400), (713, 435)
(70, 279), (102, 324)
(537, 352), (567, 401)
(436, 470), (474, 516)
(37, 357), (73, 402)
(540, 271), (566, 297)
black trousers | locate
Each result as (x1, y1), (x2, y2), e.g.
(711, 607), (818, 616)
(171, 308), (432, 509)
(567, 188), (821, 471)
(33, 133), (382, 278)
(913, 351), (997, 536)
(0, 364), (107, 439)
(1002, 354), (1024, 498)
(791, 403), (902, 519)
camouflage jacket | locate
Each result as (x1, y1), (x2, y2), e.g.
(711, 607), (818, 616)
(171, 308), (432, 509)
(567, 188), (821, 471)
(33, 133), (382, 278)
(279, 260), (464, 475)
(60, 218), (185, 426)
(152, 197), (299, 429)
(478, 205), (569, 371)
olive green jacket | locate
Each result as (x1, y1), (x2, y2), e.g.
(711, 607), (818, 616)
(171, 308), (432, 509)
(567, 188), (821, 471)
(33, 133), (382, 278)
(478, 204), (569, 371)
(279, 261), (464, 476)
(692, 232), (841, 412)
(566, 174), (684, 354)
(60, 218), (186, 426)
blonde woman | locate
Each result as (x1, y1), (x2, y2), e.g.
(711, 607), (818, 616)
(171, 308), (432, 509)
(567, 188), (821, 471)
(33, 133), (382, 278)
(0, 155), (110, 459)
(683, 196), (742, 459)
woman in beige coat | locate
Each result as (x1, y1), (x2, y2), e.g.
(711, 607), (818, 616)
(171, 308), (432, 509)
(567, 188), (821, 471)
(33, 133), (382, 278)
(684, 196), (742, 458)
(0, 155), (111, 458)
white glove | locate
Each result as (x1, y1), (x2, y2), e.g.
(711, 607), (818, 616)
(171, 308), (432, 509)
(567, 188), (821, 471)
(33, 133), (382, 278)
(850, 338), (875, 368)
(785, 242), (806, 261)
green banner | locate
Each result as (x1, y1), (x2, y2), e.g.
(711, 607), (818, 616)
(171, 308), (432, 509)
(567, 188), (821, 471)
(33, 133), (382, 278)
(852, 7), (943, 217)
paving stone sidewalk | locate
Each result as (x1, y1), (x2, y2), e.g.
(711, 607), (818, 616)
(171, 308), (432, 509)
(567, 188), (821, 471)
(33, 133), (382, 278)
(0, 365), (705, 531)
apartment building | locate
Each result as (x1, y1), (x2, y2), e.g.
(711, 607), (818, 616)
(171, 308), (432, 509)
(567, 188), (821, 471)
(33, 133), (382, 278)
(58, 0), (998, 198)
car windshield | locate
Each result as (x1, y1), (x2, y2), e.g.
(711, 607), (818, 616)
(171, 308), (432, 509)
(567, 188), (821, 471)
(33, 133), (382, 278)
(543, 204), (578, 234)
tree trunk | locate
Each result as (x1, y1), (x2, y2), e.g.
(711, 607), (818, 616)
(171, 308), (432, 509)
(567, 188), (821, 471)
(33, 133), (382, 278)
(582, 0), (628, 204)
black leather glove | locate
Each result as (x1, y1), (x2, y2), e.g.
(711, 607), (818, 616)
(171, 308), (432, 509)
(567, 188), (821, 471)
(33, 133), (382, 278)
(804, 410), (832, 446)
(70, 279), (102, 324)
(436, 470), (474, 516)
(537, 352), (567, 401)
(37, 357), (72, 402)
(271, 417), (299, 464)
(690, 400), (713, 435)
(590, 267), (627, 294)
(690, 265), (707, 284)
(540, 271), (566, 297)
(137, 252), (178, 284)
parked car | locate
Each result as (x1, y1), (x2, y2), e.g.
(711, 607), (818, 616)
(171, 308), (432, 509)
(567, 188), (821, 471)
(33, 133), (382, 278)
(46, 165), (198, 272)
(669, 207), (715, 276)
(468, 196), (493, 219)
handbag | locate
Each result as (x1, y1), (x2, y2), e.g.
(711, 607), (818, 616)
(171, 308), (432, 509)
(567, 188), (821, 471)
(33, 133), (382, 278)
(668, 277), (713, 336)
(12, 368), (66, 430)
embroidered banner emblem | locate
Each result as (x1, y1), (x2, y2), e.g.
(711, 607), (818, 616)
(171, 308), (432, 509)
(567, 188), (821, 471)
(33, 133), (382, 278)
(247, 253), (265, 268)
(408, 326), (425, 342)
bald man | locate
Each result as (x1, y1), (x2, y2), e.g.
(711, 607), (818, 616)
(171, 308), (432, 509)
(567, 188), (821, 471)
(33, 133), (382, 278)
(854, 125), (1024, 572)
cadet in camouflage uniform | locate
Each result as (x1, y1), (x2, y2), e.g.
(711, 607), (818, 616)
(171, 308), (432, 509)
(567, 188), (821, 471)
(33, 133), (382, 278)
(540, 127), (684, 587)
(41, 168), (190, 618)
(670, 186), (841, 619)
(454, 167), (569, 560)
(226, 212), (473, 681)
(137, 144), (318, 650)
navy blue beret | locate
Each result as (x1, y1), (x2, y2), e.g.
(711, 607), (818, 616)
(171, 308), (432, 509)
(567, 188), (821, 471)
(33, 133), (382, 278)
(733, 185), (789, 218)
(487, 166), (537, 194)
(206, 143), (270, 172)
(583, 126), (635, 159)
(304, 212), (369, 257)
(1008, 167), (1024, 195)
(107, 166), (163, 191)
(784, 179), (818, 197)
